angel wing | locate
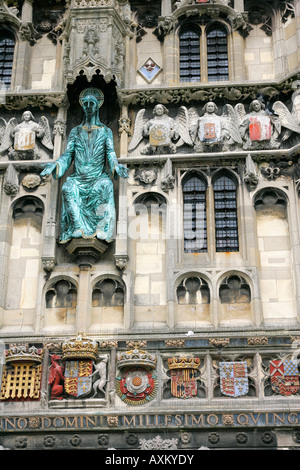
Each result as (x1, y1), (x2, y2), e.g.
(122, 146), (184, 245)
(174, 106), (193, 147)
(222, 104), (243, 145)
(0, 117), (17, 154)
(0, 117), (7, 146)
(188, 107), (200, 143)
(272, 101), (300, 136)
(128, 108), (147, 152)
(39, 116), (54, 150)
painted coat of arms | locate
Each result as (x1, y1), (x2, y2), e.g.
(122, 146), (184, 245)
(270, 359), (299, 396)
(168, 357), (200, 399)
(249, 116), (271, 141)
(220, 361), (249, 397)
(116, 347), (158, 405)
(64, 360), (93, 398)
(199, 116), (221, 143)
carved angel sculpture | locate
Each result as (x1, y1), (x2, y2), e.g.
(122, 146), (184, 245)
(0, 111), (53, 160)
(128, 104), (193, 155)
(236, 99), (300, 150)
(189, 101), (243, 152)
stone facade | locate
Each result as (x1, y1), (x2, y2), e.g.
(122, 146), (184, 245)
(0, 0), (300, 450)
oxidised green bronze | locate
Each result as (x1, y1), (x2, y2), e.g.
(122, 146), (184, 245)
(41, 91), (128, 243)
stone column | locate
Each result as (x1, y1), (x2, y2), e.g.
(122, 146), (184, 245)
(295, 0), (300, 65)
(0, 340), (5, 395)
(76, 264), (92, 333)
(13, 0), (34, 89)
(234, 0), (244, 11)
(161, 0), (172, 16)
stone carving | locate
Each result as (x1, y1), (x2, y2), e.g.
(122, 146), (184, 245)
(3, 164), (19, 195)
(237, 99), (300, 150)
(48, 334), (109, 401)
(134, 169), (157, 185)
(116, 347), (158, 405)
(128, 104), (193, 154)
(244, 154), (258, 190)
(0, 111), (53, 160)
(139, 435), (178, 450)
(91, 357), (108, 397)
(48, 354), (65, 400)
(190, 102), (242, 152)
(41, 88), (128, 244)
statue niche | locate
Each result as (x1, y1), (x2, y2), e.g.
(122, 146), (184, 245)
(40, 88), (128, 247)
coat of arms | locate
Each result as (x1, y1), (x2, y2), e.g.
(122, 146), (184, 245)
(220, 361), (249, 397)
(64, 360), (93, 398)
(168, 356), (200, 399)
(116, 347), (158, 405)
(270, 359), (299, 396)
(249, 116), (271, 141)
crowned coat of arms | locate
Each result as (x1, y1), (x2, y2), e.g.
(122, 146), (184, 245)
(116, 347), (158, 405)
(270, 359), (299, 396)
(220, 361), (249, 398)
(168, 357), (200, 399)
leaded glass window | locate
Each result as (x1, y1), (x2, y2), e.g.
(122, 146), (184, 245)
(213, 175), (239, 252)
(183, 175), (207, 253)
(0, 30), (15, 88)
(179, 27), (201, 83)
(207, 26), (228, 82)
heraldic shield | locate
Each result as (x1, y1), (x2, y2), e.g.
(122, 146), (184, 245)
(270, 359), (299, 396)
(64, 360), (93, 398)
(220, 361), (249, 398)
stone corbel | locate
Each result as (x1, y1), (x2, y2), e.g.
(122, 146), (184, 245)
(153, 15), (178, 42)
(19, 21), (42, 45)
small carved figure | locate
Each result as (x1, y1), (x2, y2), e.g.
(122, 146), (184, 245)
(91, 357), (108, 397)
(0, 111), (53, 160)
(190, 101), (242, 152)
(48, 354), (64, 400)
(238, 99), (300, 150)
(128, 104), (193, 155)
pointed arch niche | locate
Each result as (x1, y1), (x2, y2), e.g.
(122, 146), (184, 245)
(4, 196), (44, 330)
(254, 188), (297, 322)
(131, 192), (168, 328)
(175, 274), (212, 327)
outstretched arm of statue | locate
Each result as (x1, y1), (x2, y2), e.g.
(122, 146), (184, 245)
(40, 162), (57, 178)
(114, 163), (129, 179)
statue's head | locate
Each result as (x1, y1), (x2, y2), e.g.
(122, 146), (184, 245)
(250, 100), (264, 112)
(82, 94), (99, 119)
(203, 102), (218, 114)
(79, 88), (104, 126)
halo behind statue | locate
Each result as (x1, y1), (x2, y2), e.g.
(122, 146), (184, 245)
(79, 88), (104, 109)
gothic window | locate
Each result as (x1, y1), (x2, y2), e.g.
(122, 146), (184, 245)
(0, 29), (15, 87)
(183, 174), (207, 253)
(206, 25), (229, 82)
(213, 174), (239, 252)
(179, 22), (229, 83)
(179, 26), (201, 83)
